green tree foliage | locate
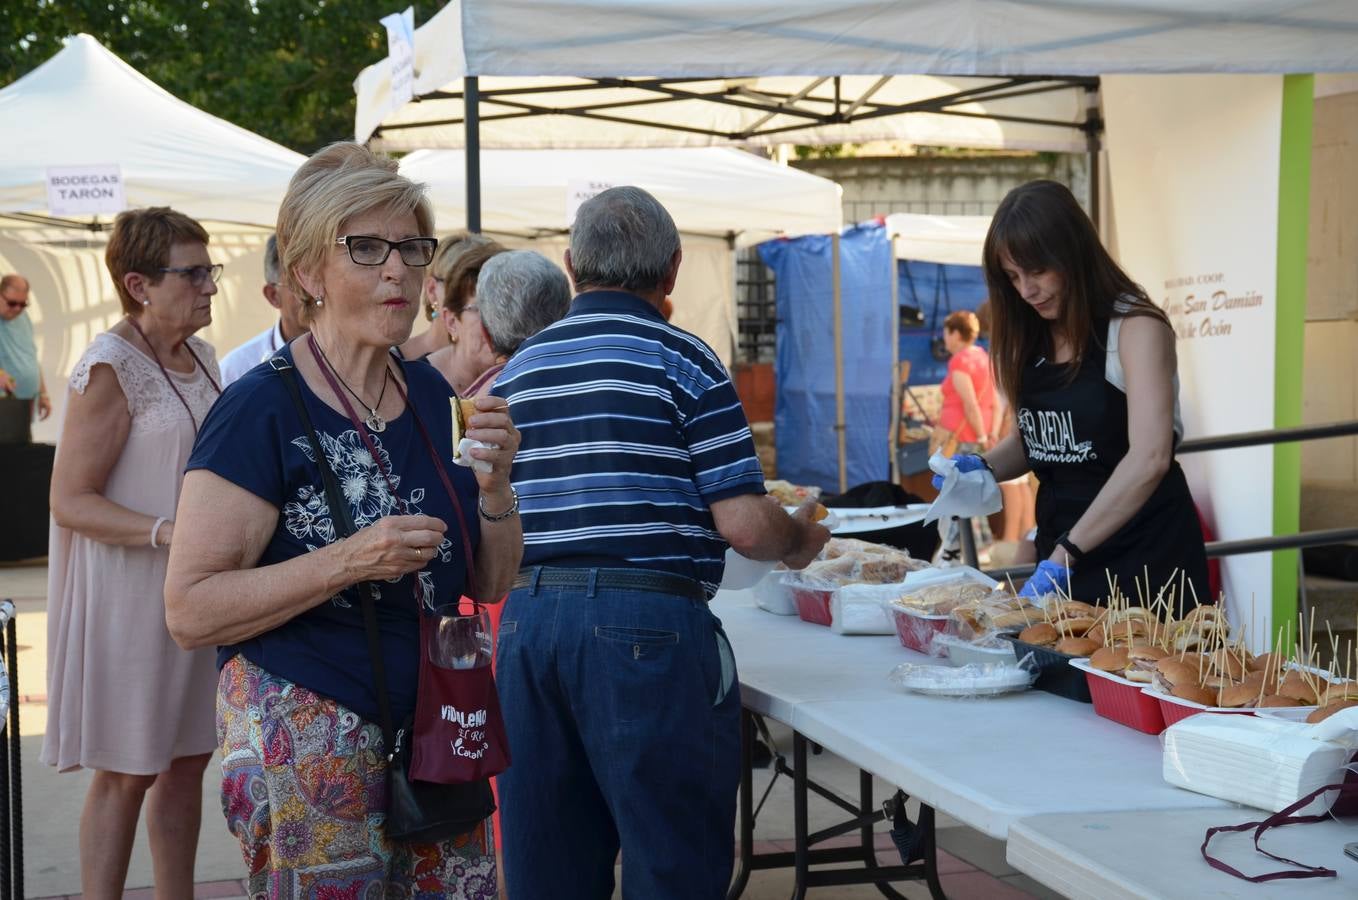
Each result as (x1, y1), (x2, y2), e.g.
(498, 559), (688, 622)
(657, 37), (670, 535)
(0, 1), (420, 153)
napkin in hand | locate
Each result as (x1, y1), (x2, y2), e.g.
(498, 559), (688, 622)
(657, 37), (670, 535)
(453, 438), (496, 474)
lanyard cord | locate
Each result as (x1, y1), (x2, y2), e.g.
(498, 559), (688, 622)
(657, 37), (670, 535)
(125, 316), (221, 433)
(305, 334), (477, 592)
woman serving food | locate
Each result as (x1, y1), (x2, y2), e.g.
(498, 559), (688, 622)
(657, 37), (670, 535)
(939, 180), (1207, 610)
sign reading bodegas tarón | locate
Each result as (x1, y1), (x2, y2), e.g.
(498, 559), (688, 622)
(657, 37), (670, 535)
(45, 165), (126, 217)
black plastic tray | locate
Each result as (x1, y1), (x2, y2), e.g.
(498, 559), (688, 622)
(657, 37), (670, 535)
(999, 634), (1093, 703)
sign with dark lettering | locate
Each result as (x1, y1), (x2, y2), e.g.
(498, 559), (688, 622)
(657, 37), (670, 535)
(45, 164), (125, 217)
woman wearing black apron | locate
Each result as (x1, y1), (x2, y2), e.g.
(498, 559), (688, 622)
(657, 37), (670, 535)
(950, 180), (1208, 612)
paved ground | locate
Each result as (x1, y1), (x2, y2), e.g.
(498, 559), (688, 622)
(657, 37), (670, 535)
(3, 561), (1058, 899)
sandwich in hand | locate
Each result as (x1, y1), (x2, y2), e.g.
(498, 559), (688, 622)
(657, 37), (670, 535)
(450, 397), (479, 459)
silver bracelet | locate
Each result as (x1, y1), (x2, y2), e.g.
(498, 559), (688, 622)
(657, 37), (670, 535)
(478, 487), (519, 522)
(150, 516), (169, 548)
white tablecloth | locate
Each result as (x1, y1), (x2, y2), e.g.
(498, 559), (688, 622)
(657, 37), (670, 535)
(714, 590), (1230, 839)
(1006, 808), (1358, 899)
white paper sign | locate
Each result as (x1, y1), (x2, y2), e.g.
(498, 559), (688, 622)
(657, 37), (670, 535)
(45, 165), (126, 217)
(1104, 74), (1283, 648)
(381, 7), (416, 112)
(566, 180), (616, 225)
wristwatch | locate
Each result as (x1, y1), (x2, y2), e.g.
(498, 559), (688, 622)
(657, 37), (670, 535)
(1055, 530), (1084, 567)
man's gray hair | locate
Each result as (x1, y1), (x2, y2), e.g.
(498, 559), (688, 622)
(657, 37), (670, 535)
(477, 251), (573, 357)
(568, 186), (679, 294)
(264, 234), (281, 284)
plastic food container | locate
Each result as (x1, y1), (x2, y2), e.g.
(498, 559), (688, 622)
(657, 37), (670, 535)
(790, 585), (834, 626)
(1141, 687), (1256, 727)
(890, 608), (953, 655)
(932, 634), (1016, 668)
(998, 635), (1092, 703)
(1069, 658), (1166, 734)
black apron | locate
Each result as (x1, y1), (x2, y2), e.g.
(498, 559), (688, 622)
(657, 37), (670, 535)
(1017, 320), (1208, 613)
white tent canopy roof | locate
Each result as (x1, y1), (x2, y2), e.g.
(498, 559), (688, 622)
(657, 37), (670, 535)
(885, 213), (991, 267)
(356, 1), (1358, 153)
(401, 147), (842, 245)
(0, 34), (304, 229)
(356, 2), (1090, 153)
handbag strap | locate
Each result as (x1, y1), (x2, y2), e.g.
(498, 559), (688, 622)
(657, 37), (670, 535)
(1200, 779), (1358, 882)
(270, 355), (400, 757)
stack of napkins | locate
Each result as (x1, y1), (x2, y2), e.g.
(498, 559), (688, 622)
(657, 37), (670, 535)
(1162, 708), (1358, 813)
(831, 583), (897, 635)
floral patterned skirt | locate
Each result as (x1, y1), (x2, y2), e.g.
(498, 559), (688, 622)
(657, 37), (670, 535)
(217, 654), (497, 899)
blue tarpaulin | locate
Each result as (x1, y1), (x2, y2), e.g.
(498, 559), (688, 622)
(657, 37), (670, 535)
(897, 260), (989, 386)
(759, 223), (893, 492)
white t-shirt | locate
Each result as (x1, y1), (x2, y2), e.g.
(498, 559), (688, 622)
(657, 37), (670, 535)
(219, 322), (285, 387)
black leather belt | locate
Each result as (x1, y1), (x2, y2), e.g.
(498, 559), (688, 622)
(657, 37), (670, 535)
(512, 566), (708, 602)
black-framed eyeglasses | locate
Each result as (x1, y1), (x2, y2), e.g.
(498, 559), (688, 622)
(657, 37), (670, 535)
(335, 235), (437, 267)
(158, 264), (224, 287)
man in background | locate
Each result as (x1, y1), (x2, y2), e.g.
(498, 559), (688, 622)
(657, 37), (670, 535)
(0, 273), (50, 444)
(219, 235), (307, 385)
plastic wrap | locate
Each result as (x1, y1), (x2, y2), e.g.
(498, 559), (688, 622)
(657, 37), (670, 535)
(764, 479), (821, 506)
(880, 567), (1000, 654)
(888, 659), (1036, 698)
(1161, 707), (1358, 814)
(930, 633), (1015, 667)
(781, 538), (930, 627)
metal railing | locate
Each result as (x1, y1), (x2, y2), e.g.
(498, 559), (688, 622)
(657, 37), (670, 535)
(967, 419), (1358, 582)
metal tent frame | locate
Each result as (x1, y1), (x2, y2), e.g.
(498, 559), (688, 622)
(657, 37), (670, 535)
(370, 73), (1104, 232)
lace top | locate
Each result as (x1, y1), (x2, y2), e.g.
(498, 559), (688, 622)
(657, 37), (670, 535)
(69, 332), (220, 433)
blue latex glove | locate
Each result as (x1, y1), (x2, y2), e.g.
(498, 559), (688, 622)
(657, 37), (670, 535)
(1019, 559), (1073, 600)
(931, 453), (988, 490)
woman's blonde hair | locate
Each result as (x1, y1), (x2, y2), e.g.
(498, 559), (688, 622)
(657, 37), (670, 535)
(276, 142), (434, 318)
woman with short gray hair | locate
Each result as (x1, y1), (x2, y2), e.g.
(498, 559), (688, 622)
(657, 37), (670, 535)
(472, 250), (573, 391)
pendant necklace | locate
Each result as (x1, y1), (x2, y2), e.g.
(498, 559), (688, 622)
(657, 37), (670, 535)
(311, 336), (391, 432)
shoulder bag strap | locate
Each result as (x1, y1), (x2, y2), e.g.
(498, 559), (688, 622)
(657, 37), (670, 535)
(270, 355), (399, 753)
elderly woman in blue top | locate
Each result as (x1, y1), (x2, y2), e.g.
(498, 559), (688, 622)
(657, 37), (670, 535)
(491, 186), (830, 900)
(164, 142), (522, 897)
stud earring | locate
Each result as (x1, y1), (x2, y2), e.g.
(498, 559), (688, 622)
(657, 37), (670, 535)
(141, 299), (150, 306)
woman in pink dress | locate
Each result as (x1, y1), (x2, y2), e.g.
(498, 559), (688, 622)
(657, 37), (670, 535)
(43, 207), (223, 896)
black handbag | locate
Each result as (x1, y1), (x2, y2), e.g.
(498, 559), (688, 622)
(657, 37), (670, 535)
(273, 356), (495, 844)
(0, 395), (31, 445)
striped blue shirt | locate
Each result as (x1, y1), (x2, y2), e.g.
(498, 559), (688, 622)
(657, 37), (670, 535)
(493, 290), (765, 595)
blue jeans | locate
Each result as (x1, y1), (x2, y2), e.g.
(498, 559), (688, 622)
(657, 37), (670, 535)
(496, 567), (741, 900)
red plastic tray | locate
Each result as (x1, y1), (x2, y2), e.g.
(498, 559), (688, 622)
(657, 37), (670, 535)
(792, 588), (833, 626)
(1070, 659), (1165, 734)
(1148, 690), (1256, 727)
(890, 607), (951, 654)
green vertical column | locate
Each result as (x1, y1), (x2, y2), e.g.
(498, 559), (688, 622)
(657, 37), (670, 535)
(1273, 74), (1312, 649)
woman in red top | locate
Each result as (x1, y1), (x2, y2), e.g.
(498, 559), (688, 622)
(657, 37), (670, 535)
(934, 310), (995, 455)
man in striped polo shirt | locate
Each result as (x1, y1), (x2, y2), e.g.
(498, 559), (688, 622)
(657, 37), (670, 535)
(492, 186), (830, 899)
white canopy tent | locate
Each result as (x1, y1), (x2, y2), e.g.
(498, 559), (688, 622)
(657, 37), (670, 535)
(0, 34), (303, 229)
(885, 213), (991, 267)
(0, 35), (308, 441)
(401, 146), (841, 246)
(402, 146), (840, 365)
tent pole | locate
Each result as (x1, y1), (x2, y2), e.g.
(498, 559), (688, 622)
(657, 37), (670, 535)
(833, 232), (847, 494)
(465, 76), (482, 233)
(888, 234), (901, 485)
